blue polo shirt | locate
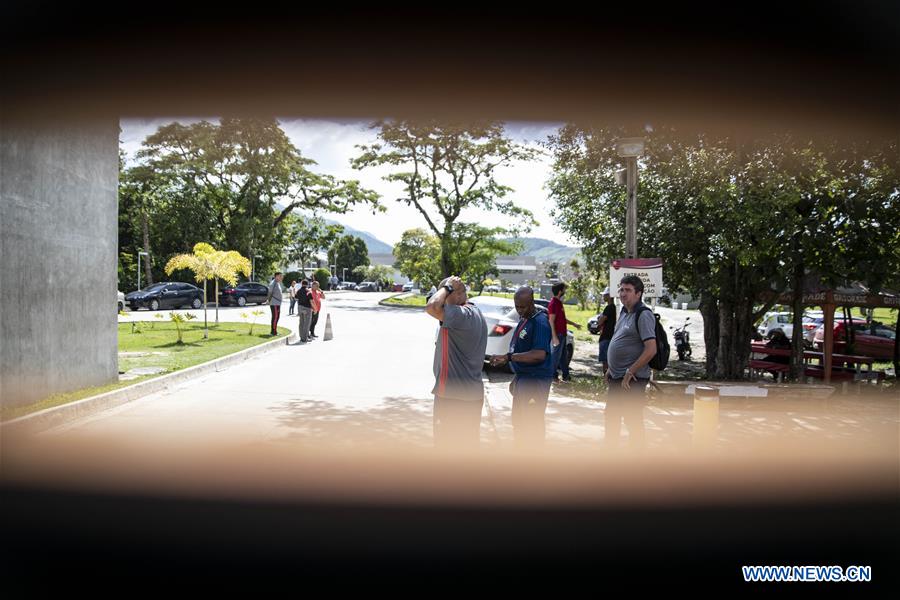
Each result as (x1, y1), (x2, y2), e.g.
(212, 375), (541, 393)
(509, 310), (554, 379)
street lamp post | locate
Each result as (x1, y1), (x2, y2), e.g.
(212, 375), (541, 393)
(342, 267), (347, 283)
(616, 137), (645, 259)
(137, 251), (150, 291)
(252, 254), (262, 282)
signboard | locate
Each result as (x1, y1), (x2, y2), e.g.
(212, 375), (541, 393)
(610, 258), (663, 298)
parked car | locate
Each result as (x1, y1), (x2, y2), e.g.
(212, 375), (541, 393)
(587, 314), (602, 335)
(338, 281), (357, 290)
(117, 290), (125, 313)
(402, 282), (415, 292)
(219, 282), (271, 307)
(800, 312), (825, 347)
(483, 285), (501, 293)
(757, 311), (795, 339)
(125, 282), (204, 311)
(813, 319), (896, 360)
(356, 281), (380, 292)
(391, 283), (404, 292)
(468, 295), (574, 371)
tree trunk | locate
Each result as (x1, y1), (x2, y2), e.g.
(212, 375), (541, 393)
(215, 278), (219, 324)
(141, 209), (154, 285)
(699, 291), (719, 377)
(716, 298), (736, 379)
(439, 233), (453, 278)
(893, 308), (899, 379)
(203, 286), (208, 339)
(789, 265), (805, 381)
(734, 295), (755, 381)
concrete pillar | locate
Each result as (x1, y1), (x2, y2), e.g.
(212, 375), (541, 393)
(692, 385), (720, 450)
(1, 116), (119, 409)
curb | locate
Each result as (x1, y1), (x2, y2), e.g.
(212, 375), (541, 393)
(378, 293), (423, 309)
(2, 331), (297, 436)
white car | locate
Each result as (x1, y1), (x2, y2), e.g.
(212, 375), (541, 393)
(757, 311), (794, 339)
(468, 295), (574, 369)
(118, 290), (126, 313)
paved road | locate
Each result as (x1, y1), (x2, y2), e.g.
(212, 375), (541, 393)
(79, 292), (612, 450)
(34, 292), (897, 458)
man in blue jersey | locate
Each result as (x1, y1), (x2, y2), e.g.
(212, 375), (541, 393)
(490, 286), (554, 448)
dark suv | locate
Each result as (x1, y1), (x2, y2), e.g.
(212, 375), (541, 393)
(126, 282), (204, 311)
(219, 282), (271, 307)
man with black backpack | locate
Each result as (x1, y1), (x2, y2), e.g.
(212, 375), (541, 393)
(605, 275), (658, 449)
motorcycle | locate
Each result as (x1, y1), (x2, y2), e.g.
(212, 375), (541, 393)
(671, 317), (692, 361)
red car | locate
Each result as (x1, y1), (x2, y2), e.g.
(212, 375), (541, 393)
(813, 319), (896, 360)
(391, 283), (404, 292)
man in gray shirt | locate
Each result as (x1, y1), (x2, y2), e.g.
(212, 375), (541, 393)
(605, 274), (657, 449)
(266, 272), (284, 336)
(425, 275), (487, 449)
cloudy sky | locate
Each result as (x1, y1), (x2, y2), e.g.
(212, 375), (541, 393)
(119, 118), (576, 247)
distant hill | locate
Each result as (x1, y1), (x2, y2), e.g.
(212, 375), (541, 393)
(323, 219), (394, 255)
(505, 237), (582, 264)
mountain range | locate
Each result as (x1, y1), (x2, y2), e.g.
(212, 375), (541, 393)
(325, 220), (581, 263)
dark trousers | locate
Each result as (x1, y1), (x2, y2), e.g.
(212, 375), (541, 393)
(551, 336), (569, 380)
(510, 376), (552, 448)
(605, 377), (648, 449)
(310, 311), (319, 336)
(289, 297), (296, 314)
(433, 395), (484, 450)
(270, 305), (280, 334)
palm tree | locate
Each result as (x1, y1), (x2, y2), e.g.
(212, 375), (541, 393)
(165, 244), (253, 336)
(211, 250), (252, 323)
(164, 243), (218, 339)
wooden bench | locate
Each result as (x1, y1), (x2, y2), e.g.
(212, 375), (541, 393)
(748, 359), (791, 382)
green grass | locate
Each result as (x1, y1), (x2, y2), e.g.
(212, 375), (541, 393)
(1, 322), (290, 421)
(383, 295), (427, 307)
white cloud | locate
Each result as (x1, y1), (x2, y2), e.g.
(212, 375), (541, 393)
(120, 117), (577, 248)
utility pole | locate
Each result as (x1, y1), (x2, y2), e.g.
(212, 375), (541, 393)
(616, 137), (645, 259)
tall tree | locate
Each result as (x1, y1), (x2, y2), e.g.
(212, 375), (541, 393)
(330, 235), (370, 279)
(445, 223), (522, 286)
(120, 117), (380, 286)
(283, 214), (344, 275)
(352, 120), (537, 277)
(393, 228), (443, 289)
(545, 124), (899, 379)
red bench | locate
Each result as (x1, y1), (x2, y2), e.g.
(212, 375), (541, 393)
(748, 359), (791, 381)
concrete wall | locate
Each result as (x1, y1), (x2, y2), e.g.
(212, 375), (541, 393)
(1, 117), (119, 408)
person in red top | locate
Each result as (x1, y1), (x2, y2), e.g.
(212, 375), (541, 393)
(548, 282), (582, 382)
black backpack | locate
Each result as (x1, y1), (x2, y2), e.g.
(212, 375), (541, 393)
(635, 305), (671, 371)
